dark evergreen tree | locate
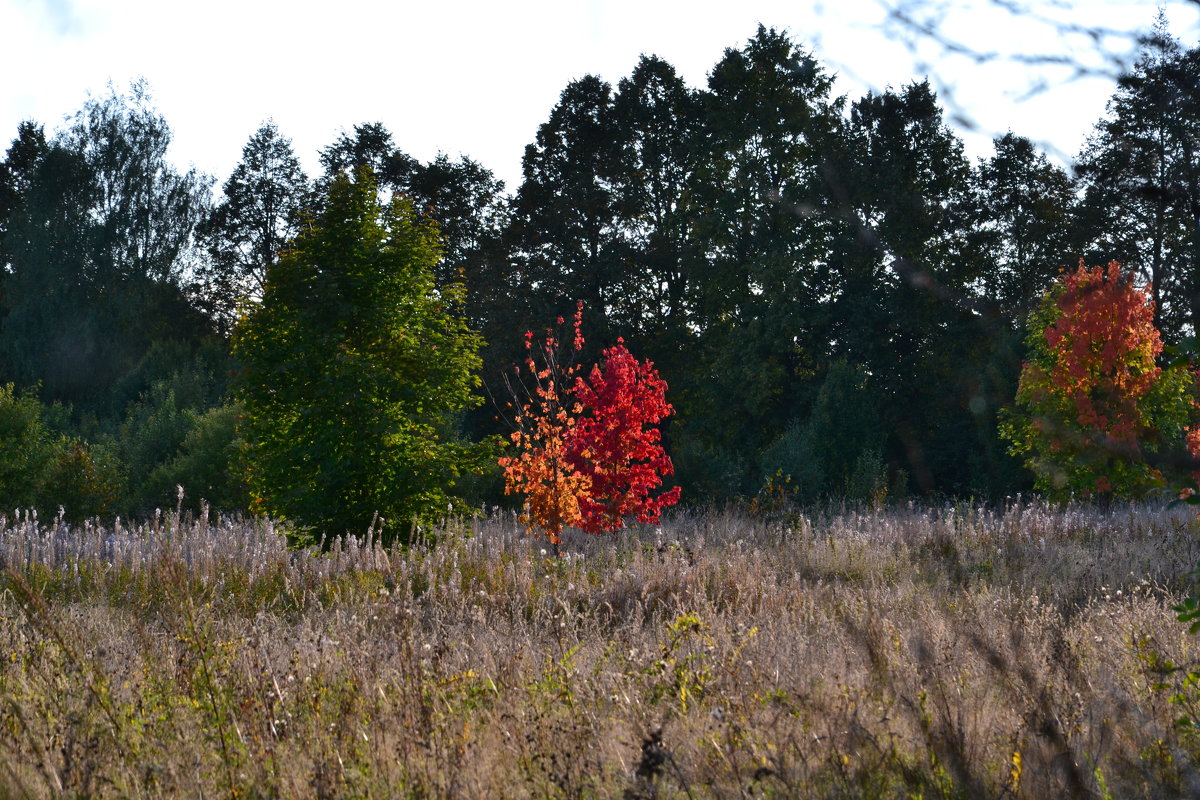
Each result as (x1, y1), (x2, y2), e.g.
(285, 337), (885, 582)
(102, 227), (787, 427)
(608, 55), (703, 340)
(695, 26), (840, 330)
(0, 122), (48, 276)
(1075, 18), (1200, 340)
(196, 121), (311, 332)
(506, 74), (623, 337)
(675, 27), (843, 495)
(973, 132), (1079, 320)
(758, 360), (887, 503)
(408, 153), (508, 305)
(318, 122), (417, 197)
(2, 142), (106, 400)
(829, 81), (989, 493)
(318, 124), (508, 319)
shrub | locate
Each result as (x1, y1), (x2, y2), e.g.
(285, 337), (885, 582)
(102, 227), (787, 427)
(0, 383), (57, 509)
(759, 361), (885, 502)
(148, 402), (249, 513)
(40, 436), (123, 521)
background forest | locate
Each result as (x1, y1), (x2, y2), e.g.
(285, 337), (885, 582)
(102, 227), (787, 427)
(2, 21), (1198, 527)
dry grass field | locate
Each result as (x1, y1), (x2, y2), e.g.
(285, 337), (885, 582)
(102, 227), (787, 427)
(2, 501), (1200, 798)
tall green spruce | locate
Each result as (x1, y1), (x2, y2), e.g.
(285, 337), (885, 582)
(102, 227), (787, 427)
(233, 169), (489, 544)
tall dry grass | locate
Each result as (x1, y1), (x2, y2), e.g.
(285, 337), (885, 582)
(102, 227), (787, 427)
(1, 500), (1199, 798)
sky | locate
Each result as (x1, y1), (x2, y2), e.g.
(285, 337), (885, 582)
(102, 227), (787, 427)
(2, 0), (1198, 193)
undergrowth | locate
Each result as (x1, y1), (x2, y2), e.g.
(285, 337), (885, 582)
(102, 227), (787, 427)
(1, 500), (1199, 798)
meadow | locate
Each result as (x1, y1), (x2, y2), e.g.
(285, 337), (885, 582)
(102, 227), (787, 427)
(2, 501), (1200, 799)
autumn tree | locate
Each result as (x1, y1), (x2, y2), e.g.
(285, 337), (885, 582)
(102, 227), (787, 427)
(233, 168), (490, 544)
(500, 305), (680, 546)
(567, 340), (681, 532)
(498, 305), (591, 545)
(1002, 260), (1197, 500)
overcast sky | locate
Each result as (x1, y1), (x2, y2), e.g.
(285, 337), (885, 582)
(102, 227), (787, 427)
(3, 0), (1198, 192)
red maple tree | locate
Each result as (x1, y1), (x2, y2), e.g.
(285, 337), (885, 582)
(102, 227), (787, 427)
(1042, 260), (1162, 447)
(567, 340), (681, 533)
(1003, 259), (1200, 500)
(500, 306), (680, 544)
(497, 303), (589, 545)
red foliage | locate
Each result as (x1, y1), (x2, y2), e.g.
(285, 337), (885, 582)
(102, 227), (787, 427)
(567, 341), (681, 533)
(500, 305), (680, 543)
(1042, 260), (1162, 447)
(1186, 402), (1200, 496)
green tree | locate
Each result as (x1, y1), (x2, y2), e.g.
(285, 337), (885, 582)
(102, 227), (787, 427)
(0, 121), (48, 277)
(676, 27), (843, 496)
(150, 402), (248, 513)
(318, 124), (508, 323)
(40, 437), (123, 522)
(233, 169), (490, 544)
(759, 361), (887, 503)
(825, 80), (990, 494)
(0, 383), (122, 520)
(506, 74), (624, 338)
(0, 383), (57, 510)
(0, 82), (212, 413)
(115, 362), (225, 514)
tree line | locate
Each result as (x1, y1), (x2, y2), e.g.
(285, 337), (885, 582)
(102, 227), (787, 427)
(1, 21), (1198, 529)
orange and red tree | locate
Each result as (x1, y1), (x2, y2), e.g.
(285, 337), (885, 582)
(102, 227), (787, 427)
(499, 304), (680, 545)
(1002, 260), (1198, 500)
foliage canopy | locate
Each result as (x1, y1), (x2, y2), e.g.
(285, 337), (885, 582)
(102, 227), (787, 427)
(233, 169), (490, 544)
(1002, 261), (1198, 500)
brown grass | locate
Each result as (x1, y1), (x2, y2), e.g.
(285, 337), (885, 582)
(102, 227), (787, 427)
(2, 500), (1200, 798)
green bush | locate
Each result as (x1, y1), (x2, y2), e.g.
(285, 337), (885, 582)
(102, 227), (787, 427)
(40, 436), (123, 521)
(119, 382), (194, 511)
(149, 402), (249, 513)
(0, 383), (57, 510)
(759, 361), (886, 502)
(757, 420), (823, 502)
